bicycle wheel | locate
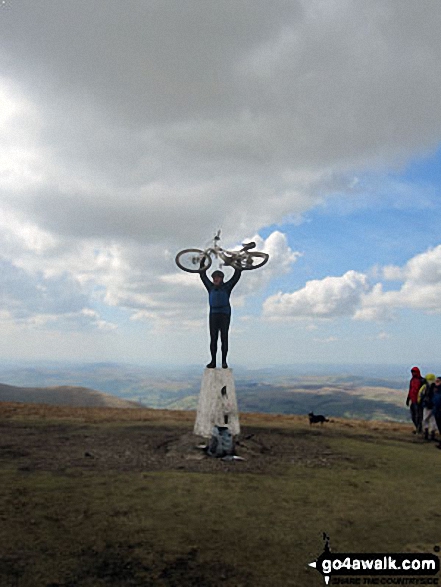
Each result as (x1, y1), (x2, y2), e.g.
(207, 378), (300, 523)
(175, 249), (212, 273)
(232, 251), (269, 271)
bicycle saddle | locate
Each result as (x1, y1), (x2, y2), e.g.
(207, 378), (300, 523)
(242, 241), (256, 250)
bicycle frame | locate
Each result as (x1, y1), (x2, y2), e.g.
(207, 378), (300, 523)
(202, 239), (248, 268)
(175, 231), (269, 273)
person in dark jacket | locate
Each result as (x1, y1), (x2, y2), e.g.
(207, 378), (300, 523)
(432, 377), (441, 449)
(200, 267), (241, 369)
(406, 366), (424, 433)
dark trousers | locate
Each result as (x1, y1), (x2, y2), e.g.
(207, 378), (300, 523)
(435, 413), (441, 435)
(410, 402), (423, 432)
(209, 313), (231, 364)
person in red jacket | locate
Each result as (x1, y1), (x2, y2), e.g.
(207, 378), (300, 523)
(406, 366), (424, 433)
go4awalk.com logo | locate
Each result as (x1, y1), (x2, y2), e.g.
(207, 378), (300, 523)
(308, 534), (440, 585)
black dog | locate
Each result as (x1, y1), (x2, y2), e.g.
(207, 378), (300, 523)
(308, 412), (329, 425)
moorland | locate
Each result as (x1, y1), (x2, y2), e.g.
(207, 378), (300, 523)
(1, 401), (440, 587)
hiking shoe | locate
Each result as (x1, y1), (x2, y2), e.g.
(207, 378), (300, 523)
(206, 362), (216, 369)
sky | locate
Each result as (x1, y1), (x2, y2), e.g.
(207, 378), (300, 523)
(1, 0), (441, 369)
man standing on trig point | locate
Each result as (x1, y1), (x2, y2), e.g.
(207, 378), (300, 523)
(175, 231), (269, 370)
(200, 266), (241, 369)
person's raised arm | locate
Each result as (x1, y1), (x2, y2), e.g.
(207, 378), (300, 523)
(225, 267), (242, 291)
(199, 262), (211, 291)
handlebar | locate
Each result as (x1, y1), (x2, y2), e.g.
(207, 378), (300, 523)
(241, 242), (256, 251)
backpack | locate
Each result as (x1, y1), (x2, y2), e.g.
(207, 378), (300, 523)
(418, 379), (427, 404)
(419, 379), (435, 409)
(207, 426), (234, 458)
(423, 383), (435, 409)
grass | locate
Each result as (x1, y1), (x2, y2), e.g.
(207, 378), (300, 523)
(1, 404), (440, 586)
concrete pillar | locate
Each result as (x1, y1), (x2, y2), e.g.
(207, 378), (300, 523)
(193, 368), (240, 437)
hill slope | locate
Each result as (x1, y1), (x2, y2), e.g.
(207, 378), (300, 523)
(0, 382), (142, 409)
(0, 403), (439, 587)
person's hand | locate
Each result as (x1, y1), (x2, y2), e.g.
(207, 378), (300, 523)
(406, 397), (410, 407)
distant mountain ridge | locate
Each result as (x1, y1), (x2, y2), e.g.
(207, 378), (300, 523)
(0, 363), (413, 421)
(0, 383), (142, 409)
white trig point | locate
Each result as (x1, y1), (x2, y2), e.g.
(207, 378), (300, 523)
(194, 368), (240, 437)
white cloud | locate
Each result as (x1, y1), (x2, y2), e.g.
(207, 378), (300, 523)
(266, 244), (441, 324)
(1, 1), (441, 357)
(263, 244), (441, 323)
(263, 270), (369, 320)
(232, 231), (301, 295)
(0, 76), (46, 193)
(354, 284), (398, 322)
(400, 245), (441, 286)
(382, 265), (405, 281)
(358, 245), (441, 319)
(0, 209), (57, 255)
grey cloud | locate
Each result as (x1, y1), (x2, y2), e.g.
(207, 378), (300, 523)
(235, 1), (441, 167)
(2, 0), (441, 250)
(2, 0), (441, 333)
(0, 0), (299, 124)
(0, 259), (89, 319)
(2, 0), (440, 168)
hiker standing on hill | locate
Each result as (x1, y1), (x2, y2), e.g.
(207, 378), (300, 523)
(200, 267), (241, 369)
(432, 377), (441, 449)
(406, 366), (424, 433)
(418, 373), (437, 441)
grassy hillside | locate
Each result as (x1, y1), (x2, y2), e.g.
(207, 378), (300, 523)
(1, 402), (440, 586)
(0, 383), (142, 409)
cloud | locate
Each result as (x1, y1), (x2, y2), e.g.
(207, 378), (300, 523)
(1, 0), (441, 249)
(356, 245), (441, 319)
(0, 257), (117, 330)
(1, 1), (441, 343)
(263, 270), (369, 320)
(231, 231), (301, 296)
(1, 196), (295, 329)
(264, 244), (441, 323)
(353, 284), (398, 322)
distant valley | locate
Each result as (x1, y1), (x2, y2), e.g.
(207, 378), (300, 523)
(0, 361), (414, 422)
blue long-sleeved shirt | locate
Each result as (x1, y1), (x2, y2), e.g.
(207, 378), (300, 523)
(200, 269), (241, 315)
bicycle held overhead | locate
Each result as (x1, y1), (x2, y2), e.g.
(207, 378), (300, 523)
(175, 230), (269, 273)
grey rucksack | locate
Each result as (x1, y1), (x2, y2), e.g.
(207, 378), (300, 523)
(207, 425), (234, 458)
